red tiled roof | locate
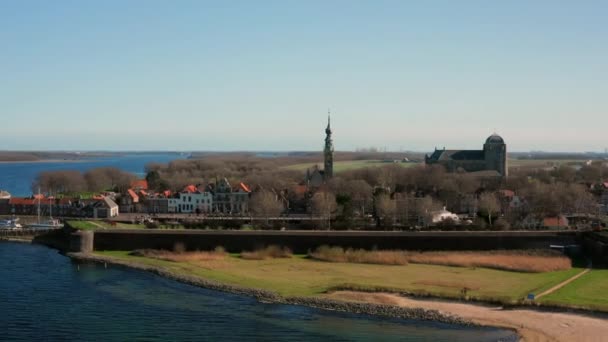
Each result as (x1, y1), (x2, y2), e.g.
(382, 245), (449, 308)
(131, 179), (149, 190)
(140, 190), (148, 197)
(9, 198), (36, 205)
(163, 190), (172, 198)
(293, 184), (307, 196)
(127, 189), (139, 202)
(33, 194), (45, 200)
(238, 182), (251, 193)
(182, 185), (198, 193)
(543, 216), (568, 227)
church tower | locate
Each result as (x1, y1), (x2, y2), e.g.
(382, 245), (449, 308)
(323, 113), (334, 180)
(484, 134), (508, 177)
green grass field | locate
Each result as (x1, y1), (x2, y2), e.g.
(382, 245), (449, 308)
(508, 159), (584, 169)
(97, 251), (583, 305)
(538, 270), (608, 311)
(284, 160), (418, 173)
(67, 220), (147, 230)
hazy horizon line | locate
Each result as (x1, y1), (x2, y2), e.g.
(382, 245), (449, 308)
(1, 149), (607, 155)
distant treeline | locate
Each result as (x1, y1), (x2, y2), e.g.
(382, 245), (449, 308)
(0, 151), (184, 162)
(510, 152), (606, 160)
(32, 167), (136, 195)
(0, 152), (81, 162)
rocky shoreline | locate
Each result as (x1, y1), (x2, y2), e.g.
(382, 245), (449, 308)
(68, 252), (473, 327)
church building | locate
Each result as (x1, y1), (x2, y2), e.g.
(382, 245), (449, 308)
(306, 115), (334, 187)
(425, 134), (508, 177)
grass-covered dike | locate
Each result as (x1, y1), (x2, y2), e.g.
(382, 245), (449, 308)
(88, 247), (601, 312)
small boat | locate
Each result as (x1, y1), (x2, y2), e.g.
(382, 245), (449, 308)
(28, 218), (63, 230)
(27, 188), (64, 229)
(0, 217), (22, 230)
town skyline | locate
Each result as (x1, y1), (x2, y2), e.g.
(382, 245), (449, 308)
(2, 1), (607, 152)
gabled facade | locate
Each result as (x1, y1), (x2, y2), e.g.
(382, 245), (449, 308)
(210, 178), (251, 214)
(171, 184), (213, 214)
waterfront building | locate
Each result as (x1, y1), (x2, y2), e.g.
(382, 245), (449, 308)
(89, 197), (119, 218)
(175, 184), (213, 214)
(210, 178), (251, 214)
(119, 189), (140, 213)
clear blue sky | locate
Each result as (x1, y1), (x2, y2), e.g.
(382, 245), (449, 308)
(1, 1), (606, 152)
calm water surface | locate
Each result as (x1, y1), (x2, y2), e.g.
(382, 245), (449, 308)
(0, 153), (185, 196)
(0, 243), (517, 341)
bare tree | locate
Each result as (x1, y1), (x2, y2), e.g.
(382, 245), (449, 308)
(375, 194), (396, 226)
(478, 192), (500, 226)
(415, 196), (440, 227)
(312, 191), (337, 230)
(32, 170), (86, 195)
(344, 179), (373, 216)
(395, 192), (415, 226)
(250, 190), (284, 223)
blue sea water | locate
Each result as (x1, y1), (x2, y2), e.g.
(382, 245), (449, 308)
(0, 153), (185, 197)
(0, 242), (518, 341)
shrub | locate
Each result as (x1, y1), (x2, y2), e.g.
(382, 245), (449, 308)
(405, 250), (570, 272)
(173, 242), (186, 253)
(308, 246), (571, 272)
(309, 246), (409, 265)
(241, 245), (292, 260)
(130, 246), (227, 262)
(145, 221), (159, 229)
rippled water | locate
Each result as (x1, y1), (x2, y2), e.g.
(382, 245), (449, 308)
(0, 242), (518, 341)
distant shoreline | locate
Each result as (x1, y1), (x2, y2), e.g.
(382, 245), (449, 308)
(0, 159), (88, 164)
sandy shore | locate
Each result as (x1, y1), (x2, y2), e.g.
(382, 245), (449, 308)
(327, 291), (608, 342)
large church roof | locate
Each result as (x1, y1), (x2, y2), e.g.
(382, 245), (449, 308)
(485, 134), (504, 144)
(427, 149), (485, 162)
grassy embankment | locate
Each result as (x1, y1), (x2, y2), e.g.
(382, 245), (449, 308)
(67, 220), (147, 230)
(284, 160), (417, 172)
(538, 270), (608, 311)
(96, 249), (586, 309)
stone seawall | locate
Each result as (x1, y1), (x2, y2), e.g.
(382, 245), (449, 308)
(581, 232), (608, 265)
(87, 229), (579, 253)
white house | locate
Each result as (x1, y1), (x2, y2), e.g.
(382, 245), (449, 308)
(428, 207), (460, 224)
(174, 185), (213, 214)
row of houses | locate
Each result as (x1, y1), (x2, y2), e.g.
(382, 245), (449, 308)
(119, 178), (252, 215)
(0, 195), (119, 218)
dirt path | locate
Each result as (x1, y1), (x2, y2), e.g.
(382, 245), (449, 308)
(327, 291), (608, 342)
(535, 266), (591, 299)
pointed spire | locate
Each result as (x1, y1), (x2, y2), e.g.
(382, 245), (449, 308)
(325, 109), (332, 135)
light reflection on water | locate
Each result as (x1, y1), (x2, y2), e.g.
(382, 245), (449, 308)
(0, 242), (518, 341)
